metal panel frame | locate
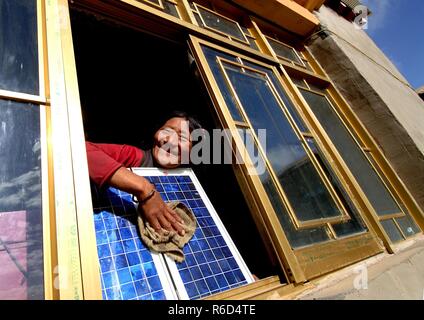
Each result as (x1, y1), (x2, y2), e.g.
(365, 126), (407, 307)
(131, 167), (255, 300)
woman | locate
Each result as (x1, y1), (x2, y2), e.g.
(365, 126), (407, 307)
(86, 111), (202, 237)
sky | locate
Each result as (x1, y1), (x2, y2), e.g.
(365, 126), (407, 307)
(360, 0), (424, 89)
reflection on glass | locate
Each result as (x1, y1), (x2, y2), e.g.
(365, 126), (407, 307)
(194, 12), (204, 26)
(242, 129), (330, 248)
(306, 138), (367, 237)
(291, 77), (307, 88)
(0, 99), (43, 299)
(300, 89), (402, 217)
(0, 0), (39, 95)
(162, 1), (179, 18)
(203, 47), (244, 122)
(247, 38), (258, 50)
(381, 219), (403, 243)
(242, 61), (308, 132)
(266, 37), (302, 65)
(224, 65), (343, 222)
(396, 215), (419, 238)
(197, 6), (246, 42)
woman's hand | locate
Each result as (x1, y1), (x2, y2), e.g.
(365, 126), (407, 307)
(108, 167), (185, 235)
(138, 188), (185, 236)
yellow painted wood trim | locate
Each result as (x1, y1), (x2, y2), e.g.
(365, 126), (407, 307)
(45, 0), (84, 300)
(56, 0), (102, 300)
(203, 276), (283, 300)
(231, 0), (320, 36)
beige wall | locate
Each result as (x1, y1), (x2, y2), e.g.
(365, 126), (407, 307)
(308, 6), (424, 210)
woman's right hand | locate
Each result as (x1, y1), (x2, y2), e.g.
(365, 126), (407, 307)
(138, 188), (185, 236)
(107, 167), (185, 235)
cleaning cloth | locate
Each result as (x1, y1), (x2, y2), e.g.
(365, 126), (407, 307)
(137, 201), (197, 263)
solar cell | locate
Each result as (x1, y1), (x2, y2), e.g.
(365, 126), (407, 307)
(92, 168), (253, 300)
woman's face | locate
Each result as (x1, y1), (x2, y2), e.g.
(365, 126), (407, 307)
(152, 117), (192, 168)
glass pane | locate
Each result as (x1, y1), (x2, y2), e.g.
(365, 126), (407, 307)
(396, 215), (420, 238)
(306, 138), (367, 238)
(300, 89), (402, 217)
(0, 99), (43, 299)
(247, 38), (258, 50)
(163, 1), (179, 18)
(381, 219), (403, 243)
(291, 77), (307, 88)
(242, 60), (308, 132)
(193, 12), (204, 26)
(197, 6), (246, 42)
(202, 46), (244, 122)
(0, 0), (39, 95)
(144, 0), (161, 6)
(224, 64), (344, 222)
(267, 38), (302, 65)
(242, 129), (330, 248)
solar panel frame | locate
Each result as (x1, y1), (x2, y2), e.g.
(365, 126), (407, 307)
(131, 167), (254, 300)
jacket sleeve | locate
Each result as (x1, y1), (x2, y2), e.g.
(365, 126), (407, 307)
(85, 141), (144, 187)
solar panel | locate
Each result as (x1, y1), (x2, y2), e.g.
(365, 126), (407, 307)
(133, 168), (254, 300)
(92, 168), (254, 300)
(92, 185), (177, 300)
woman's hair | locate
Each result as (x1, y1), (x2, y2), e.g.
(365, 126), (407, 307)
(160, 110), (203, 133)
(139, 110), (204, 150)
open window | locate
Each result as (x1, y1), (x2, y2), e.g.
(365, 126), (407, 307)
(70, 8), (278, 300)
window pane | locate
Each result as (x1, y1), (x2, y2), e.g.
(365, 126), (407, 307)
(0, 0), (39, 95)
(243, 61), (309, 133)
(267, 38), (302, 65)
(202, 46), (244, 122)
(224, 65), (344, 222)
(242, 129), (330, 248)
(193, 12), (204, 26)
(163, 1), (179, 18)
(197, 6), (246, 42)
(396, 215), (420, 238)
(0, 99), (43, 299)
(247, 38), (258, 50)
(291, 77), (307, 88)
(300, 89), (401, 217)
(381, 219), (403, 243)
(306, 139), (367, 237)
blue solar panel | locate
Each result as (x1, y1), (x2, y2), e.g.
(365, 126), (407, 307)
(144, 174), (249, 300)
(92, 185), (168, 300)
(92, 169), (252, 300)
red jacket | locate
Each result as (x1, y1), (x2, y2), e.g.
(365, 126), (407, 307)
(85, 142), (145, 187)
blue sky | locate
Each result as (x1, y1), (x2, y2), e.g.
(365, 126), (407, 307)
(361, 0), (424, 89)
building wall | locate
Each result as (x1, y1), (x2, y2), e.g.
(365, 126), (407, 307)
(308, 6), (424, 210)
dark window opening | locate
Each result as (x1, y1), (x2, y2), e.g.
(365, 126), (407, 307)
(70, 9), (278, 284)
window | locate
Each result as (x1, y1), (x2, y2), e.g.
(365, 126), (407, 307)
(70, 10), (277, 298)
(135, 0), (180, 18)
(199, 44), (373, 249)
(190, 2), (258, 50)
(298, 86), (420, 243)
(191, 39), (382, 281)
(0, 0), (39, 95)
(0, 0), (46, 299)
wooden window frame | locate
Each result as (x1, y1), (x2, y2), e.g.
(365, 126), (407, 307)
(40, 0), (424, 299)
